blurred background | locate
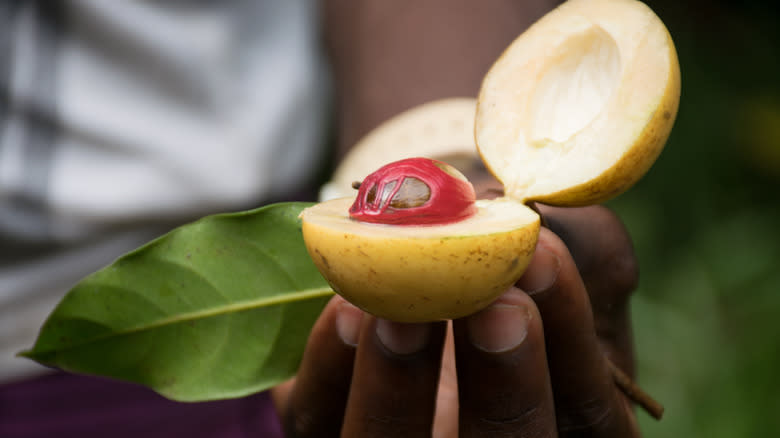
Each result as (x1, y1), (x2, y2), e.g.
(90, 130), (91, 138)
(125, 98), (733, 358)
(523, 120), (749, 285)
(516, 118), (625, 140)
(2, 0), (778, 436)
(613, 1), (780, 435)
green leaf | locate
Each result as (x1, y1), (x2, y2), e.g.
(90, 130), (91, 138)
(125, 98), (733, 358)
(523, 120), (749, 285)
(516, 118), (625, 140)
(19, 202), (334, 402)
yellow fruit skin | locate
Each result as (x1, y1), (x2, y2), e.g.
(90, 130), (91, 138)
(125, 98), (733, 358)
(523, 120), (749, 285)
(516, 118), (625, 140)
(302, 218), (539, 322)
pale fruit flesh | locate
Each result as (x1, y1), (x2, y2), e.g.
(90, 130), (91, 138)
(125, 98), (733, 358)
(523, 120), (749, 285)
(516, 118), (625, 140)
(475, 0), (680, 205)
(301, 198), (539, 322)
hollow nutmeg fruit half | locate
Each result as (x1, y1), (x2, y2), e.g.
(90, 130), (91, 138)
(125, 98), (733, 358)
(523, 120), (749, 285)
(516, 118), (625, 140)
(476, 0), (680, 205)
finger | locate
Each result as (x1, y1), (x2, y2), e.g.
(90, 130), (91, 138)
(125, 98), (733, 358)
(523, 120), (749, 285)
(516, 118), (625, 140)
(534, 204), (638, 307)
(341, 317), (447, 438)
(433, 323), (459, 438)
(517, 228), (637, 436)
(270, 378), (295, 415)
(534, 204), (639, 373)
(277, 295), (363, 438)
(453, 288), (557, 437)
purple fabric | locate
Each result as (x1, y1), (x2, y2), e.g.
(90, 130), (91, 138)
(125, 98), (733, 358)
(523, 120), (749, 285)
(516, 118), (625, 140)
(0, 371), (283, 438)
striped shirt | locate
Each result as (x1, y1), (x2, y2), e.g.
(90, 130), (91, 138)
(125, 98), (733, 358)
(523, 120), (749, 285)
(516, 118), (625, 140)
(0, 0), (331, 381)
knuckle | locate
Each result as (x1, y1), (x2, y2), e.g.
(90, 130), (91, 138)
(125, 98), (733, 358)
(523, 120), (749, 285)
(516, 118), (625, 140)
(365, 414), (420, 436)
(557, 398), (616, 434)
(474, 404), (553, 438)
(283, 410), (319, 438)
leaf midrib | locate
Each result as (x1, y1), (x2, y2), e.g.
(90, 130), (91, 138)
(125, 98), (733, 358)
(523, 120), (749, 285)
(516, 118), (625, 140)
(24, 287), (334, 357)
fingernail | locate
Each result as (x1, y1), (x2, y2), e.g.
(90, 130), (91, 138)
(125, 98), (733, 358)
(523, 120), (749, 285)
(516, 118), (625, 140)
(515, 243), (560, 295)
(336, 300), (363, 347)
(468, 290), (531, 353)
(376, 319), (431, 355)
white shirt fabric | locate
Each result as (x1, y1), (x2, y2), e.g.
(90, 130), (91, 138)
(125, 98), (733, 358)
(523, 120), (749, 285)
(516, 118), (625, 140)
(0, 0), (331, 381)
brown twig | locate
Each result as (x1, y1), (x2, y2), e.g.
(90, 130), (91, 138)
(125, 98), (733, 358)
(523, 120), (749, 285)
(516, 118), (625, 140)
(607, 358), (665, 420)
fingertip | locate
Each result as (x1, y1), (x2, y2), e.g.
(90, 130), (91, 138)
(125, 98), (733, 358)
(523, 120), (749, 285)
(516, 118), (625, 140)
(456, 292), (551, 384)
(375, 319), (432, 355)
(515, 233), (561, 296)
(466, 288), (533, 353)
(335, 298), (363, 347)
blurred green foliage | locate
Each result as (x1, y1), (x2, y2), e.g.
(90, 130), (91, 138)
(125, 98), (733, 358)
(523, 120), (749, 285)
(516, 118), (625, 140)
(608, 1), (780, 435)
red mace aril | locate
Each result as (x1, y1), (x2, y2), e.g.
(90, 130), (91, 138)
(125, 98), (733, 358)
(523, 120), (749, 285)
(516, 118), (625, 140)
(349, 157), (477, 225)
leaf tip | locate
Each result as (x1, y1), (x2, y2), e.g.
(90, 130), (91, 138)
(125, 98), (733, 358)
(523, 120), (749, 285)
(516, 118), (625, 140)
(16, 349), (34, 359)
(15, 347), (51, 364)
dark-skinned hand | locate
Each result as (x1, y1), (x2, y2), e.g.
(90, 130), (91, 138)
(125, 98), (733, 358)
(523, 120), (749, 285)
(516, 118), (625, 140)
(271, 203), (641, 437)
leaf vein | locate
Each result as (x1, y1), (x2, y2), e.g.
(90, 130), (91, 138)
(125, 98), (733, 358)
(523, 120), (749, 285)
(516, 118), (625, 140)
(216, 228), (303, 291)
(29, 287), (334, 356)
